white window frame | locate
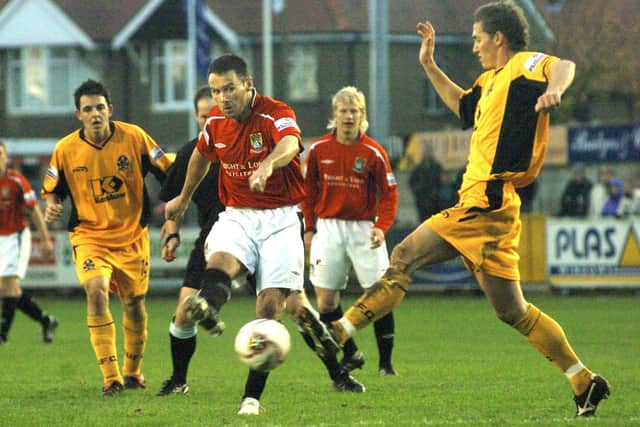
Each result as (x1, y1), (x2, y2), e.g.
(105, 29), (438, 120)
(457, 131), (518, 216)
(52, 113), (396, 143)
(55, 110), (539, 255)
(151, 40), (190, 112)
(6, 46), (94, 115)
(287, 44), (319, 102)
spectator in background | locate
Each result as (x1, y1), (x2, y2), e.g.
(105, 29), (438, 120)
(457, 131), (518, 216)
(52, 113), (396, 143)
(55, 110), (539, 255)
(601, 178), (632, 218)
(628, 172), (640, 216)
(409, 144), (442, 222)
(516, 181), (537, 214)
(588, 166), (612, 217)
(438, 169), (459, 210)
(558, 164), (592, 217)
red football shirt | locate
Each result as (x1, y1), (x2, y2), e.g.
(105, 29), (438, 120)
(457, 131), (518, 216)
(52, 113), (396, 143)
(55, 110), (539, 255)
(0, 168), (37, 235)
(196, 90), (305, 209)
(302, 132), (398, 234)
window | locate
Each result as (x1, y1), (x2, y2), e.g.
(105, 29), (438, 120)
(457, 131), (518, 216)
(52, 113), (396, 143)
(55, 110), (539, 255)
(287, 45), (318, 102)
(545, 0), (566, 13)
(425, 80), (446, 113)
(151, 41), (189, 110)
(7, 47), (96, 114)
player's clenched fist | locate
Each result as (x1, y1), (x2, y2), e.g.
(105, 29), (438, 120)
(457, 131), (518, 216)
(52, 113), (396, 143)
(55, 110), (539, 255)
(45, 202), (64, 223)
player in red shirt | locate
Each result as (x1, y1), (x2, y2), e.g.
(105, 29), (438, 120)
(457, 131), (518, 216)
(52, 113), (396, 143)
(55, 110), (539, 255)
(165, 54), (353, 415)
(0, 141), (57, 344)
(300, 86), (399, 375)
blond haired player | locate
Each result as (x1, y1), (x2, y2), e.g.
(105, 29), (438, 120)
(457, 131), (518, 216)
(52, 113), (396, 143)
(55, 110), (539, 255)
(299, 86), (398, 376)
(42, 80), (172, 396)
(319, 1), (609, 417)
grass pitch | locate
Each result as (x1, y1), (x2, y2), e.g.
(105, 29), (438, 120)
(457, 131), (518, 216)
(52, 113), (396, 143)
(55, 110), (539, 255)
(0, 292), (638, 426)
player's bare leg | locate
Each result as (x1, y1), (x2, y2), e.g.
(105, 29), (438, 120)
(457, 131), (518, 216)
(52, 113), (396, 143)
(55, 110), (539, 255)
(477, 272), (610, 416)
(332, 224), (457, 344)
(238, 288), (289, 415)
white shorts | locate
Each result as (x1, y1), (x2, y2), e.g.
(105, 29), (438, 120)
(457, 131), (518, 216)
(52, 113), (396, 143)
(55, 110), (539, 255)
(204, 206), (304, 294)
(309, 218), (389, 290)
(0, 227), (31, 279)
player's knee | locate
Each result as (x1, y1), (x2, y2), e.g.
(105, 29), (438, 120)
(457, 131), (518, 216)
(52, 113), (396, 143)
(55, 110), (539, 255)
(84, 280), (110, 310)
(317, 299), (338, 314)
(283, 294), (302, 318)
(256, 288), (288, 319)
(389, 241), (412, 269)
(494, 306), (523, 326)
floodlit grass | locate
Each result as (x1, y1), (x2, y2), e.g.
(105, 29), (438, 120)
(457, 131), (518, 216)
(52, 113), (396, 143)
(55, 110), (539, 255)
(0, 292), (638, 426)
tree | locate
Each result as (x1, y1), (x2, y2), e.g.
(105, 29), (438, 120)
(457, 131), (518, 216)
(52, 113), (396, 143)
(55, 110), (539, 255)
(540, 0), (640, 123)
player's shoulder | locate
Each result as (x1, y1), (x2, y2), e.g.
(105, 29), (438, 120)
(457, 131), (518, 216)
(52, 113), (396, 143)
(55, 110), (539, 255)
(55, 129), (82, 151)
(361, 134), (388, 155)
(513, 51), (557, 72)
(5, 168), (30, 189)
(309, 133), (333, 150)
(360, 133), (384, 149)
(307, 135), (333, 157)
(255, 93), (295, 117)
(113, 120), (149, 138)
(6, 168), (27, 180)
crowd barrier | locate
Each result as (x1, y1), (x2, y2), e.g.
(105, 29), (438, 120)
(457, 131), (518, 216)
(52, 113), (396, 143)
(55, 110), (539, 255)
(21, 216), (640, 290)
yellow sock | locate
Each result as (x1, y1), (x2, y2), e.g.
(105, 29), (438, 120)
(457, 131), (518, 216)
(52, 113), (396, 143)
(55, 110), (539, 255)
(343, 267), (410, 335)
(122, 313), (147, 377)
(513, 304), (592, 394)
(87, 314), (121, 384)
(565, 366), (594, 395)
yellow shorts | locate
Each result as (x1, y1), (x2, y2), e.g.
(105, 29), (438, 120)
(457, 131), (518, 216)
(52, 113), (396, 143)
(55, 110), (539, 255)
(72, 230), (150, 298)
(426, 191), (521, 281)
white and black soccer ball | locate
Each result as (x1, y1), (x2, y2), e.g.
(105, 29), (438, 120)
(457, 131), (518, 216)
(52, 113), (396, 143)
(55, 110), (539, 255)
(234, 319), (291, 372)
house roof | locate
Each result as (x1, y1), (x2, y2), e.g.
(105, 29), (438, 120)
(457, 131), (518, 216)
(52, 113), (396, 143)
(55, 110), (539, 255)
(0, 0), (556, 49)
(55, 0), (151, 42)
(208, 0), (498, 36)
(0, 0), (96, 48)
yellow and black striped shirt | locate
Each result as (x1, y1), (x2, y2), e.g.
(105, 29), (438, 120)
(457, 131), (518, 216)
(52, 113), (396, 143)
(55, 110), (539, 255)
(458, 51), (559, 209)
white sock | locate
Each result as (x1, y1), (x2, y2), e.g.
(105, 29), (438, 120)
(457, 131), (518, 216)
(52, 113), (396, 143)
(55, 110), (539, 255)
(169, 321), (197, 339)
(338, 317), (356, 338)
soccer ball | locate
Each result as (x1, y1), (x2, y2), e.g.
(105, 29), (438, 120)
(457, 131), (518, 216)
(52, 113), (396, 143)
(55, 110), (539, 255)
(234, 319), (291, 372)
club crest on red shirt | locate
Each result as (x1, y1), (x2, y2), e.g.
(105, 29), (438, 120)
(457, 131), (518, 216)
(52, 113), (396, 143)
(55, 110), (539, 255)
(353, 157), (366, 173)
(249, 133), (264, 153)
